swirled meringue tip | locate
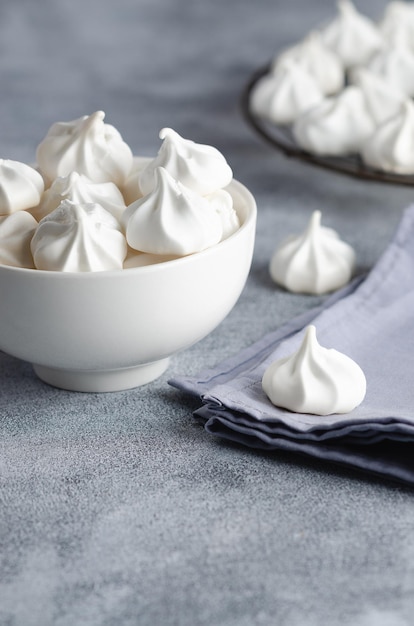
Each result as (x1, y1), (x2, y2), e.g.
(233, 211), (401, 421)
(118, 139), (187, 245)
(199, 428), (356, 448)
(321, 0), (383, 68)
(269, 210), (356, 295)
(262, 325), (367, 416)
(272, 31), (344, 96)
(35, 111), (133, 187)
(31, 171), (126, 223)
(138, 127), (233, 196)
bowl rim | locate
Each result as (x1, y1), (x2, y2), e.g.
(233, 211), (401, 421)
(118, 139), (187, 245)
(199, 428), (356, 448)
(0, 177), (257, 279)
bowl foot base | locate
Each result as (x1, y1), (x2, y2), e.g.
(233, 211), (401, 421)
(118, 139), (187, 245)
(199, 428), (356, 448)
(33, 358), (171, 392)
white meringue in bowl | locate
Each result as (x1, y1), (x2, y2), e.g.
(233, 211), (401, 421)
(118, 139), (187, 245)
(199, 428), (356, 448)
(0, 174), (256, 391)
(320, 0), (383, 68)
(272, 31), (344, 96)
(31, 199), (127, 272)
(31, 171), (127, 223)
(262, 325), (367, 415)
(123, 167), (224, 256)
(0, 211), (37, 268)
(361, 100), (414, 174)
(0, 159), (44, 215)
(293, 86), (375, 156)
(269, 210), (356, 295)
(250, 60), (324, 125)
(138, 127), (233, 196)
(36, 111), (133, 187)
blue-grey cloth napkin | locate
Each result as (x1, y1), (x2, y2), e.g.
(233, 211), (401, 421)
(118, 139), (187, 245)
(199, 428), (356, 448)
(169, 205), (414, 485)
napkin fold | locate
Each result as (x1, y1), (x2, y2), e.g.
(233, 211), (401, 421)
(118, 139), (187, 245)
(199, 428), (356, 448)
(169, 206), (414, 485)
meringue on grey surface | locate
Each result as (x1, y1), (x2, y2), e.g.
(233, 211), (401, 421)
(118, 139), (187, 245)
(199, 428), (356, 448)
(269, 210), (356, 295)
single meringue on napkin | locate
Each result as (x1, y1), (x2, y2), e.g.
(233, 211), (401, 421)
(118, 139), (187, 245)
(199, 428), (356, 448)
(262, 325), (367, 415)
(361, 100), (414, 174)
(0, 211), (37, 268)
(293, 86), (375, 156)
(0, 159), (44, 215)
(320, 0), (383, 68)
(31, 171), (127, 223)
(138, 128), (233, 196)
(31, 199), (127, 272)
(250, 60), (324, 125)
(366, 41), (414, 97)
(269, 210), (356, 295)
(351, 67), (407, 127)
(123, 167), (224, 256)
(272, 31), (344, 96)
(36, 111), (133, 187)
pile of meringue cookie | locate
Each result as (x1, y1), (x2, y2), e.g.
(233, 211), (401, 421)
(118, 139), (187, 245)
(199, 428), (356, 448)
(250, 0), (414, 174)
(0, 112), (239, 271)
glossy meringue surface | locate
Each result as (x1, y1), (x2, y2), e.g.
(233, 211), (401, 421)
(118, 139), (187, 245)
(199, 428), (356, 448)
(138, 128), (233, 196)
(31, 199), (127, 272)
(0, 159), (44, 215)
(262, 325), (367, 415)
(269, 210), (355, 295)
(36, 111), (133, 187)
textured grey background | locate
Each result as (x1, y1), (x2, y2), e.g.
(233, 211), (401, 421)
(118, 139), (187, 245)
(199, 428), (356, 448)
(1, 1), (414, 625)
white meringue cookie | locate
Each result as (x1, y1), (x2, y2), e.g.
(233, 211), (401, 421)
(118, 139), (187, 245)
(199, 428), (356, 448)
(365, 42), (414, 97)
(351, 67), (407, 126)
(272, 31), (344, 95)
(262, 325), (367, 415)
(321, 0), (383, 68)
(36, 111), (133, 187)
(361, 100), (414, 174)
(0, 159), (44, 215)
(138, 128), (233, 196)
(250, 60), (324, 125)
(0, 211), (37, 268)
(293, 86), (375, 156)
(31, 171), (126, 223)
(123, 167), (223, 256)
(31, 199), (127, 272)
(269, 210), (355, 295)
(207, 189), (240, 240)
(379, 1), (414, 51)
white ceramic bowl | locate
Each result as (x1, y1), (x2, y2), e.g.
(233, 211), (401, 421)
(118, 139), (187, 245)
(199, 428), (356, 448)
(0, 178), (256, 392)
